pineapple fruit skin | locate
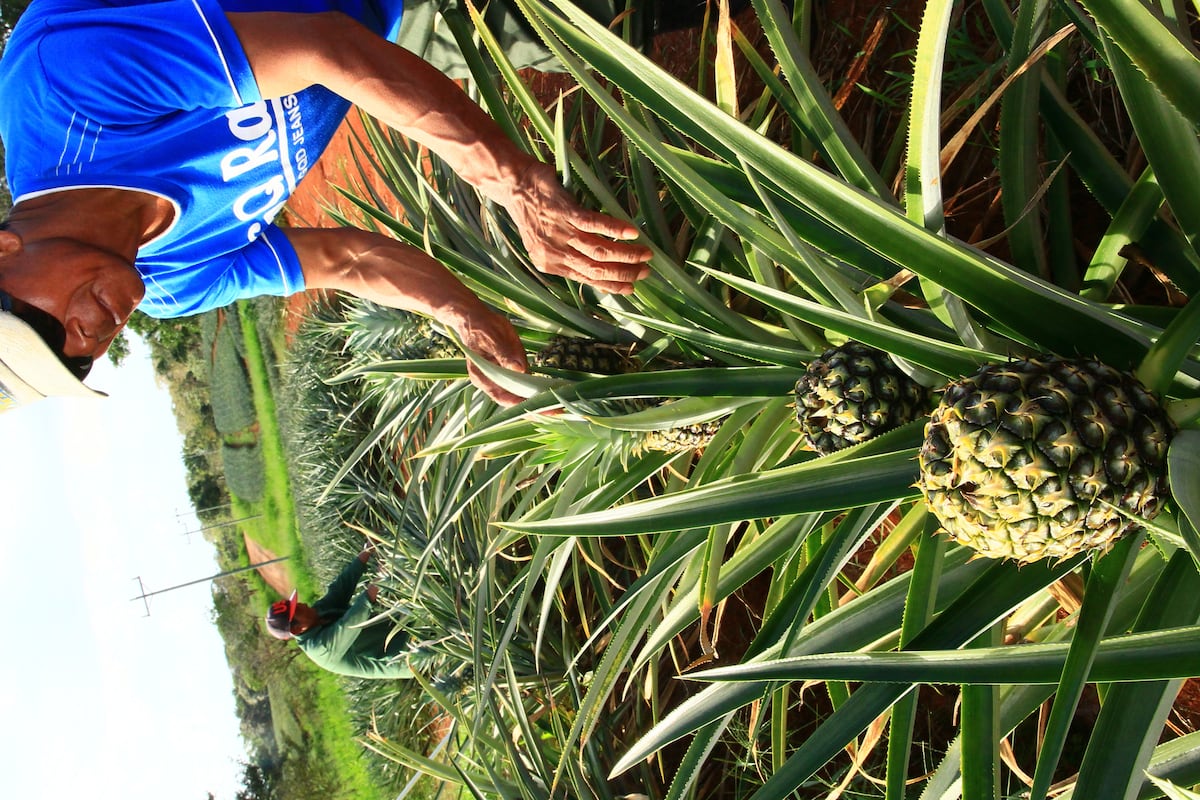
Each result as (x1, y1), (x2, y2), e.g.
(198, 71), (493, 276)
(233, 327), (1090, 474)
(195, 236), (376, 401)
(533, 336), (639, 375)
(794, 342), (930, 455)
(533, 336), (720, 454)
(917, 356), (1174, 563)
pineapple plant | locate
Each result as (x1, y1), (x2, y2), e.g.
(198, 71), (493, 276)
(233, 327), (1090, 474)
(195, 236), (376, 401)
(794, 341), (931, 455)
(917, 356), (1176, 563)
(533, 336), (724, 454)
(342, 301), (460, 361)
(298, 1), (1200, 794)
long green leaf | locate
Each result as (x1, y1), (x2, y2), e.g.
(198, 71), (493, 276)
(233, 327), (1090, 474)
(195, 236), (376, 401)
(689, 623), (1200, 685)
(1078, 0), (1200, 131)
(502, 449), (921, 537)
(516, 0), (1154, 369)
(609, 546), (993, 778)
(1168, 430), (1200, 568)
(1069, 550), (1200, 800)
(1029, 532), (1143, 800)
(739, 558), (1083, 800)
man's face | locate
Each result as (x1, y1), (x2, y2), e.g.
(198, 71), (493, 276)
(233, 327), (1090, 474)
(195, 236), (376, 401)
(0, 233), (145, 359)
(291, 602), (321, 634)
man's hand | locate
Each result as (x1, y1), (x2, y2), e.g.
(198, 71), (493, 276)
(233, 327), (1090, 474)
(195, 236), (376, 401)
(230, 12), (653, 296)
(290, 228), (531, 407)
(505, 163), (652, 295)
(451, 301), (529, 407)
(358, 545), (376, 564)
(366, 584), (379, 603)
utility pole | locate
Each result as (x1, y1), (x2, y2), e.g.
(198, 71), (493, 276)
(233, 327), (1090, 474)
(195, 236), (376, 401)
(177, 502), (237, 519)
(180, 513), (263, 540)
(131, 555), (291, 617)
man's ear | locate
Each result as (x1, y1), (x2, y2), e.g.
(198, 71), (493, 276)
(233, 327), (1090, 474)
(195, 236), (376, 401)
(0, 229), (23, 258)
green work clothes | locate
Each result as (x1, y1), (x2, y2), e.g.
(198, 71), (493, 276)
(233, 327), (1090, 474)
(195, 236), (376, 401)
(294, 556), (413, 679)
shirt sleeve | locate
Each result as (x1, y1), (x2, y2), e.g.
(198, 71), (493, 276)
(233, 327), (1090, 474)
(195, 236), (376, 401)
(137, 225), (307, 318)
(35, 0), (261, 122)
(304, 594), (369, 657)
(320, 594), (415, 679)
(223, 226), (309, 303)
(313, 555), (368, 611)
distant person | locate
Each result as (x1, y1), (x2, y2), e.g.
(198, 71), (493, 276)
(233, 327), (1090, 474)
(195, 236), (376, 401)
(0, 0), (660, 414)
(266, 545), (415, 679)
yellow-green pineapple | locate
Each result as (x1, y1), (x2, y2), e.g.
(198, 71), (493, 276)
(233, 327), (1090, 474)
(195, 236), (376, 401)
(917, 356), (1174, 563)
(794, 342), (930, 454)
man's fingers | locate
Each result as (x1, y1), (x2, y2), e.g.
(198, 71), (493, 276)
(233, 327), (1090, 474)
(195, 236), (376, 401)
(543, 249), (649, 287)
(568, 207), (644, 241)
(571, 234), (654, 266)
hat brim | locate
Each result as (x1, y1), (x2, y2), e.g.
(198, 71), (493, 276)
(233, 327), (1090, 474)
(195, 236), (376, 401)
(285, 589), (298, 622)
(0, 312), (105, 406)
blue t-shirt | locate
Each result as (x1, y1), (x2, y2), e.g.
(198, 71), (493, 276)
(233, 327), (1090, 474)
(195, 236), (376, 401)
(0, 0), (401, 317)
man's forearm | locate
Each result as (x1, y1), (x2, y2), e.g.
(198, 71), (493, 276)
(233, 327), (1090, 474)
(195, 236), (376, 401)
(227, 11), (533, 205)
(289, 227), (529, 405)
(289, 228), (490, 329)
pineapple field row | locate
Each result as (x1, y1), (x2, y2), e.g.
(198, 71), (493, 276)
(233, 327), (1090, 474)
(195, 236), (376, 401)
(276, 1), (1200, 798)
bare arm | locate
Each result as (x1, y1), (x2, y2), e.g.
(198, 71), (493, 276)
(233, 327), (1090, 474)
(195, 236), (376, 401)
(227, 11), (651, 292)
(288, 227), (527, 406)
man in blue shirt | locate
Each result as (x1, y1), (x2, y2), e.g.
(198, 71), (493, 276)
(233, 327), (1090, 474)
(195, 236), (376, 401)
(0, 0), (654, 411)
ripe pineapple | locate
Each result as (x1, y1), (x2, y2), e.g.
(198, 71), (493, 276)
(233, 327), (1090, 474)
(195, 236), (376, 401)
(794, 342), (931, 455)
(533, 336), (723, 454)
(917, 356), (1175, 563)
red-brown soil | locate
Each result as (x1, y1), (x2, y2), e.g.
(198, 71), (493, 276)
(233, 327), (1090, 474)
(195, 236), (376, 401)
(245, 533), (293, 597)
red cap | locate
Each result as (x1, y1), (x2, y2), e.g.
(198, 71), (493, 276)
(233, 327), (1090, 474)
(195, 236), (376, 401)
(265, 590), (298, 639)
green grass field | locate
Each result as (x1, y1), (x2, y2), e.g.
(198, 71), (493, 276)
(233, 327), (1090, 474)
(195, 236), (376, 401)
(231, 299), (384, 800)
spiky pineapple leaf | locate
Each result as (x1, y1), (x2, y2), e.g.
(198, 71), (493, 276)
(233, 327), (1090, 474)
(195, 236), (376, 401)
(1071, 551), (1200, 800)
(1136, 291), (1200, 397)
(609, 545), (991, 779)
(514, 0), (1156, 370)
(327, 358), (469, 383)
(629, 558), (1083, 798)
(1077, 0), (1200, 131)
(1167, 430), (1200, 568)
(688, 624), (1200, 685)
(502, 449), (920, 537)
(694, 264), (991, 378)
(1148, 776), (1200, 800)
(1029, 533), (1144, 800)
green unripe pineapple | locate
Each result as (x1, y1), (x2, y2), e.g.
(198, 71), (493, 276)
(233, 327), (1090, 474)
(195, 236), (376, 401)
(342, 301), (459, 360)
(533, 336), (722, 455)
(794, 342), (930, 454)
(917, 356), (1174, 563)
(534, 336), (639, 376)
(638, 421), (726, 455)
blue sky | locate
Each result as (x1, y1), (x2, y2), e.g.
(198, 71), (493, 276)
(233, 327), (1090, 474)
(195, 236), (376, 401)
(0, 335), (246, 799)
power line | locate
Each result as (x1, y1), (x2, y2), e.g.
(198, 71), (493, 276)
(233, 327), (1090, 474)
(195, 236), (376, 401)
(132, 556), (290, 618)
